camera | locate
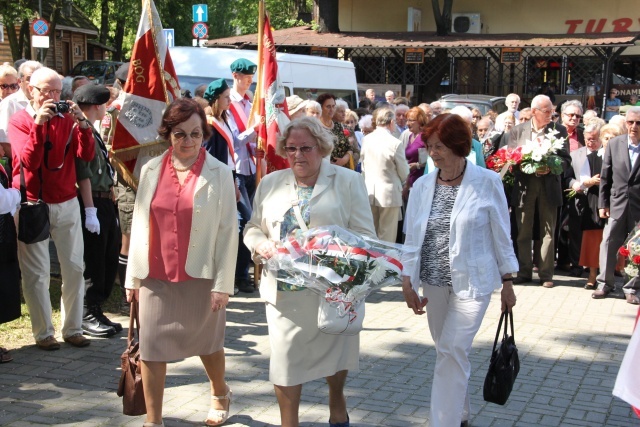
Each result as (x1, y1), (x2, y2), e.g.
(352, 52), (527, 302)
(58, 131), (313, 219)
(52, 101), (70, 114)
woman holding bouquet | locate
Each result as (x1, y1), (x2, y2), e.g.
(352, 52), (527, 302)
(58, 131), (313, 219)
(244, 117), (376, 427)
(401, 113), (519, 427)
(125, 98), (238, 427)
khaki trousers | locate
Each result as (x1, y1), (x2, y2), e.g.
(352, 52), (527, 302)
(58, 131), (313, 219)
(17, 197), (85, 341)
(370, 205), (400, 243)
(515, 178), (557, 281)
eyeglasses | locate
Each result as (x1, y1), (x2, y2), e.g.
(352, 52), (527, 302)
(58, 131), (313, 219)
(0, 83), (19, 90)
(627, 121), (640, 127)
(472, 115), (482, 120)
(535, 108), (553, 114)
(33, 86), (62, 96)
(172, 130), (203, 141)
(564, 113), (582, 118)
(283, 145), (317, 154)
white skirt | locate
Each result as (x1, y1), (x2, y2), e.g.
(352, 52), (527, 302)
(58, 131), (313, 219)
(265, 289), (359, 386)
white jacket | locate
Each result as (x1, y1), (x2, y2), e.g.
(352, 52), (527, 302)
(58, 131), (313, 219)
(402, 162), (518, 299)
(125, 151), (238, 294)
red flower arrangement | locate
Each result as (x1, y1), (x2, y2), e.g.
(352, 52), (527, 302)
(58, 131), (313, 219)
(618, 225), (640, 277)
(485, 146), (523, 187)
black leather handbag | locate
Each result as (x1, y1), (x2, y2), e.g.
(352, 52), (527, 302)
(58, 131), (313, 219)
(483, 310), (520, 405)
(17, 163), (50, 244)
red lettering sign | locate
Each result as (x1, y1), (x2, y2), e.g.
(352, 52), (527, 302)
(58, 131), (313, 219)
(565, 17), (640, 33)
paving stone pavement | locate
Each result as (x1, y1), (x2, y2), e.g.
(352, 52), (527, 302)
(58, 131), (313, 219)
(0, 271), (638, 426)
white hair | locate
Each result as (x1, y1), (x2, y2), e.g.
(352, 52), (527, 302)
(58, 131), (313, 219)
(395, 104), (409, 113)
(450, 105), (473, 123)
(306, 100), (321, 114)
(505, 93), (521, 104)
(561, 99), (583, 114)
(358, 114), (372, 130)
(531, 95), (551, 110)
(430, 101), (442, 109)
(335, 98), (349, 111)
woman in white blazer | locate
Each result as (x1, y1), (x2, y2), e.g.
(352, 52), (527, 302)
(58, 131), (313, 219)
(125, 99), (238, 427)
(244, 117), (375, 427)
(401, 113), (518, 427)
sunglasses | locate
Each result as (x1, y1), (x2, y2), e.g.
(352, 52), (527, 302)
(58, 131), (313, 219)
(626, 121), (640, 127)
(283, 145), (317, 154)
(564, 113), (582, 118)
(0, 83), (19, 90)
(172, 130), (203, 141)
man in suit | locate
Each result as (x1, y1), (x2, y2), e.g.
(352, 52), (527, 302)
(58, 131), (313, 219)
(360, 107), (410, 243)
(501, 95), (571, 288)
(592, 107), (640, 304)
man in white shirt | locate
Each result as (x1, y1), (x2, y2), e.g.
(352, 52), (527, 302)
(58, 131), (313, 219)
(0, 61), (42, 160)
(385, 90), (395, 103)
(228, 58), (258, 293)
(494, 93), (521, 132)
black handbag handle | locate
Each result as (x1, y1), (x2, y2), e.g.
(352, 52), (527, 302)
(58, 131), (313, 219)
(19, 161), (43, 203)
(491, 310), (515, 354)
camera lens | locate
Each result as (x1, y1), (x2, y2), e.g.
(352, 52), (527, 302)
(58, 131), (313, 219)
(55, 101), (70, 114)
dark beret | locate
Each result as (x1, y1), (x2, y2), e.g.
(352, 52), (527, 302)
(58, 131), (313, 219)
(230, 58), (257, 75)
(73, 84), (111, 105)
(203, 79), (229, 103)
(115, 62), (129, 83)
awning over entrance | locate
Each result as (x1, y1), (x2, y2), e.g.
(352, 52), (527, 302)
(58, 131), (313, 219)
(207, 26), (639, 49)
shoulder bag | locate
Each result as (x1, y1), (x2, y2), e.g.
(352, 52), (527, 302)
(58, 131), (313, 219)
(17, 162), (49, 244)
(483, 310), (520, 405)
(117, 300), (147, 415)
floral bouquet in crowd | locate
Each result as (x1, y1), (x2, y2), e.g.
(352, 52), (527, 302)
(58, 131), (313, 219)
(265, 226), (418, 334)
(519, 128), (566, 175)
(619, 223), (640, 278)
(486, 146), (523, 187)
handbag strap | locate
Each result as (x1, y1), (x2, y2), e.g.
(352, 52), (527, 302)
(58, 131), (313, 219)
(127, 300), (141, 342)
(491, 310), (508, 354)
(19, 160), (43, 203)
(290, 182), (309, 232)
(43, 122), (75, 171)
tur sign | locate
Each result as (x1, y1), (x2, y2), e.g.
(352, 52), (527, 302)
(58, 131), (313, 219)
(192, 4), (208, 23)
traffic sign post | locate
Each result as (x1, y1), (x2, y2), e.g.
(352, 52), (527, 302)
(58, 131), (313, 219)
(163, 29), (175, 48)
(192, 4), (208, 23)
(192, 23), (208, 40)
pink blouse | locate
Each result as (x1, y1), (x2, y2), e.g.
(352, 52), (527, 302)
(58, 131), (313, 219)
(148, 148), (206, 282)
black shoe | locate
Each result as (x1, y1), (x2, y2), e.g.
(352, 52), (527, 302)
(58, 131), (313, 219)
(512, 277), (532, 284)
(92, 305), (123, 333)
(82, 306), (117, 337)
(569, 266), (584, 277)
(236, 278), (254, 293)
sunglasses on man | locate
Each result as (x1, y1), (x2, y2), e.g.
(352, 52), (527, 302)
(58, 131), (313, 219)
(0, 84), (19, 90)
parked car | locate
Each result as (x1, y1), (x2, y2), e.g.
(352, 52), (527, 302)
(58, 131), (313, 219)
(438, 94), (507, 115)
(70, 60), (123, 85)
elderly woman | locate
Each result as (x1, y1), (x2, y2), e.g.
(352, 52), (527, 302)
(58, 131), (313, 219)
(317, 93), (354, 169)
(305, 100), (321, 118)
(244, 117), (375, 427)
(125, 98), (238, 427)
(401, 113), (518, 427)
(403, 107), (429, 193)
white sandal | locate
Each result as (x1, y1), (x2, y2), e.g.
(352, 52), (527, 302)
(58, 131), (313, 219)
(204, 385), (232, 426)
(142, 422), (164, 427)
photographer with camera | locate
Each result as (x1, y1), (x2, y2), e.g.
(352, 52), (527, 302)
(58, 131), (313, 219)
(8, 67), (95, 350)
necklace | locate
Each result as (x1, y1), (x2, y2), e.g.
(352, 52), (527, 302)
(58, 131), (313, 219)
(172, 156), (197, 172)
(438, 159), (467, 182)
(320, 118), (333, 128)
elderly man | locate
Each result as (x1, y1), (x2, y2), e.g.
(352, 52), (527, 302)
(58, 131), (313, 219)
(385, 90), (395, 103)
(360, 107), (409, 243)
(495, 93), (521, 132)
(365, 88), (376, 103)
(8, 67), (95, 349)
(430, 101), (443, 117)
(561, 100), (585, 152)
(0, 61), (42, 160)
(592, 107), (640, 304)
(501, 95), (570, 288)
(394, 104), (409, 138)
(228, 58), (258, 294)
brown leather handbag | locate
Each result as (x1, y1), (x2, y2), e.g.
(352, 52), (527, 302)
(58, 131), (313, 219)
(117, 300), (147, 415)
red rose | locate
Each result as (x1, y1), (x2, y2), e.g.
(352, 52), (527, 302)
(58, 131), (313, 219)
(619, 246), (631, 257)
(633, 255), (640, 264)
(343, 129), (351, 137)
(510, 146), (523, 163)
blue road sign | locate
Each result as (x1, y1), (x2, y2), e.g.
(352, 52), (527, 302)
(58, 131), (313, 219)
(163, 29), (175, 48)
(32, 19), (50, 36)
(192, 4), (208, 23)
(192, 23), (208, 39)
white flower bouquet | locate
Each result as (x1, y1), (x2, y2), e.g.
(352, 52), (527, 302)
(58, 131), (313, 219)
(519, 128), (566, 175)
(265, 226), (418, 334)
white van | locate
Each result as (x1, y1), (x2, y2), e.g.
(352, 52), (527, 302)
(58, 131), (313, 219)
(169, 46), (359, 108)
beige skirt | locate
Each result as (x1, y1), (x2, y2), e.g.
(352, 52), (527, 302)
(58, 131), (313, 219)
(265, 289), (359, 386)
(139, 277), (226, 362)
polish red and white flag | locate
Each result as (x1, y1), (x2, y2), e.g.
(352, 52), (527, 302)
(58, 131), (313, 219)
(110, 0), (180, 189)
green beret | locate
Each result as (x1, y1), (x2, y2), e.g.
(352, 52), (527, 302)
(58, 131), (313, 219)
(203, 79), (229, 103)
(73, 84), (110, 105)
(230, 58), (257, 75)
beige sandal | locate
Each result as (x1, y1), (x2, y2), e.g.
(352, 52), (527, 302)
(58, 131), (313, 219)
(142, 422), (164, 427)
(204, 385), (232, 426)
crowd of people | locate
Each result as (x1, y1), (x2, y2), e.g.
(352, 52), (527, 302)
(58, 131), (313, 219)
(0, 52), (638, 427)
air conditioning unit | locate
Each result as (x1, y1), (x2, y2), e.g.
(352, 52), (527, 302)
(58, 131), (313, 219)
(451, 13), (482, 34)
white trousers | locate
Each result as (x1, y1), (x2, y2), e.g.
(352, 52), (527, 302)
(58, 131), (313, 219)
(17, 197), (85, 341)
(424, 285), (491, 427)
